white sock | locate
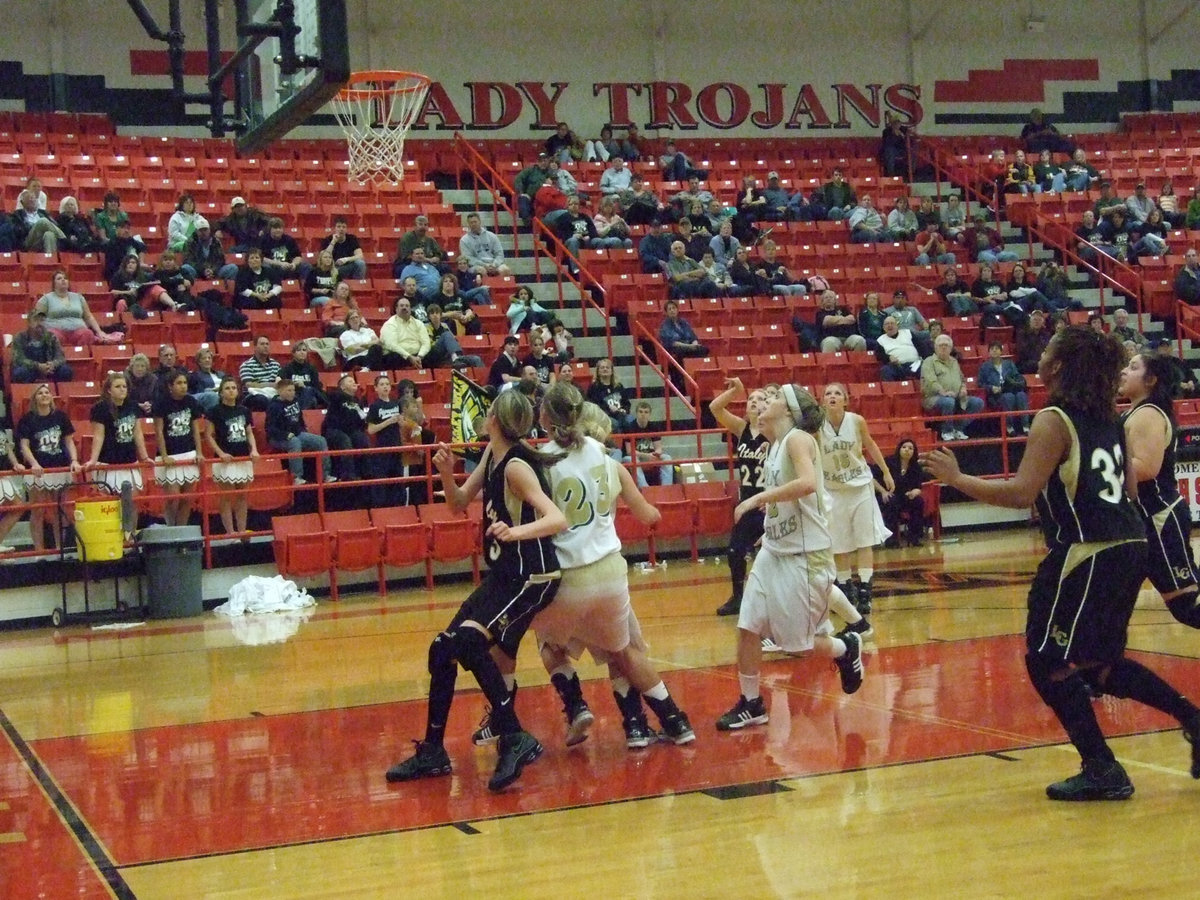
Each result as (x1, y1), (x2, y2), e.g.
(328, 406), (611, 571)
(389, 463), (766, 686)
(837, 570), (852, 584)
(738, 672), (760, 700)
(644, 681), (669, 701)
(502, 674), (516, 692)
(612, 676), (632, 696)
(860, 568), (873, 583)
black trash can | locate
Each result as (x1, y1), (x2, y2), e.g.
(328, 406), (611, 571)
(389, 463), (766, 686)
(140, 526), (204, 618)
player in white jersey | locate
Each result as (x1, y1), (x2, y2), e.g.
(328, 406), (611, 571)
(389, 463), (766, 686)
(819, 382), (892, 614)
(716, 384), (865, 731)
(474, 387), (695, 749)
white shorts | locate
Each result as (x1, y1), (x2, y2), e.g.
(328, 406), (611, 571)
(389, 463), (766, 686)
(97, 466), (144, 494)
(26, 470), (74, 491)
(213, 460), (255, 485)
(0, 475), (25, 503)
(738, 546), (835, 653)
(533, 551), (638, 659)
(155, 451), (201, 485)
(827, 482), (891, 554)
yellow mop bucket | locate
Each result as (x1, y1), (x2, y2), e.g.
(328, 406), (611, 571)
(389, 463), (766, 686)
(74, 498), (124, 561)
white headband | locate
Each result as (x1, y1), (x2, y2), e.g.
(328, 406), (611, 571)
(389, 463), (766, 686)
(782, 384), (801, 419)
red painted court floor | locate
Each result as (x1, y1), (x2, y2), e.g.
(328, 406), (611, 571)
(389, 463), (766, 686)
(4, 635), (1198, 896)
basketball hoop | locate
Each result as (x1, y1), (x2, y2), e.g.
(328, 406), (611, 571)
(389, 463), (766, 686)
(330, 70), (431, 185)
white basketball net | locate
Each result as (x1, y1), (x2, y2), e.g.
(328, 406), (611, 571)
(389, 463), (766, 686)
(330, 73), (430, 185)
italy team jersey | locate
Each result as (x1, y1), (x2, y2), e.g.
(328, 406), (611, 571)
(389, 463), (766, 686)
(1035, 405), (1144, 549)
(762, 427), (832, 555)
(545, 436), (623, 570)
(482, 444), (560, 579)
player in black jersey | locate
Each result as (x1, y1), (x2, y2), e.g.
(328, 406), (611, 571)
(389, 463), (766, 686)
(1121, 351), (1200, 627)
(924, 327), (1200, 801)
(710, 378), (773, 616)
(386, 390), (566, 792)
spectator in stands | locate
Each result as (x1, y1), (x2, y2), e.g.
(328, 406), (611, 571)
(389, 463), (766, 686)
(523, 332), (557, 387)
(1033, 148), (1067, 194)
(915, 195), (941, 232)
(434, 272), (482, 335)
(109, 253), (173, 316)
(710, 220), (741, 270)
(156, 250), (193, 309)
(587, 358), (634, 432)
(619, 124), (645, 161)
(857, 291), (887, 350)
(887, 195), (919, 240)
(941, 194), (967, 241)
(1021, 108), (1072, 155)
(506, 285), (550, 334)
(761, 172), (791, 221)
(400, 246), (443, 301)
(259, 216), (309, 285)
(727, 246), (761, 296)
(787, 182), (824, 222)
(1033, 261), (1080, 313)
(11, 189), (64, 253)
(616, 173), (663, 226)
(815, 289), (867, 352)
(1098, 207), (1135, 261)
(936, 266), (976, 316)
(961, 214), (1018, 264)
(459, 211), (511, 277)
(626, 399), (674, 487)
(182, 217), (238, 282)
(321, 216), (367, 281)
(394, 214), (444, 274)
(152, 343), (188, 401)
(1003, 150), (1037, 195)
(697, 248), (735, 295)
(1134, 207), (1170, 261)
(673, 216), (709, 261)
(266, 378), (334, 486)
(514, 153), (553, 222)
(278, 344), (325, 409)
(35, 270), (110, 346)
(638, 217), (673, 275)
(55, 196), (96, 253)
(1176, 247), (1200, 304)
(880, 111), (910, 177)
(338, 309), (384, 371)
(1093, 181), (1126, 223)
(921, 334), (983, 440)
(972, 263), (1026, 326)
(659, 140), (706, 181)
(672, 175), (714, 212)
(1153, 338), (1200, 397)
(545, 121), (584, 164)
(91, 191), (129, 243)
(488, 334), (524, 388)
(914, 220), (956, 266)
(216, 196), (267, 253)
(885, 289), (934, 356)
(585, 124), (621, 163)
(978, 340), (1031, 435)
(1125, 181), (1156, 225)
(1074, 209), (1114, 266)
(125, 354), (158, 416)
(877, 315), (923, 381)
(1004, 262), (1050, 313)
(454, 254), (492, 306)
(553, 196), (603, 273)
(666, 240), (719, 299)
(658, 298), (709, 361)
(1014, 308), (1052, 374)
(1158, 178), (1185, 227)
(848, 195), (891, 243)
(102, 218), (147, 282)
(1110, 307), (1148, 350)
(233, 248), (283, 312)
(380, 295), (462, 369)
(1063, 148), (1100, 192)
(10, 309), (70, 383)
(599, 156), (632, 196)
(238, 335), (281, 412)
(303, 249), (339, 308)
(684, 198), (715, 236)
(321, 281), (358, 336)
(188, 346), (225, 412)
(754, 240), (807, 296)
(550, 159), (581, 200)
(534, 171), (571, 226)
(323, 373), (370, 481)
(592, 196), (633, 249)
(427, 305), (483, 369)
(735, 174), (769, 225)
(167, 193), (200, 252)
(22, 176), (46, 211)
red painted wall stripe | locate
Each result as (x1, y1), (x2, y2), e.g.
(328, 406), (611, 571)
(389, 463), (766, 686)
(934, 58), (1100, 103)
(129, 49), (234, 77)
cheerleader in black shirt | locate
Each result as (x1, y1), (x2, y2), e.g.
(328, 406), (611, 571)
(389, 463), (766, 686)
(153, 371), (204, 526)
(205, 377), (258, 536)
(0, 422), (27, 554)
(17, 383), (80, 551)
(87, 371), (150, 494)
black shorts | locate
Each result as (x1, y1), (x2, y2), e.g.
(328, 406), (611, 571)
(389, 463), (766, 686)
(1026, 540), (1146, 665)
(449, 570), (560, 658)
(1143, 500), (1199, 596)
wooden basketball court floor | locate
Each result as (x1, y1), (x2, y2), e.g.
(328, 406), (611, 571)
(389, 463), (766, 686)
(3, 527), (1200, 898)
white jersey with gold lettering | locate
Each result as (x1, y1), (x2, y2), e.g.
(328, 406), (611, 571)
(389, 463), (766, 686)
(762, 427), (832, 555)
(545, 436), (623, 569)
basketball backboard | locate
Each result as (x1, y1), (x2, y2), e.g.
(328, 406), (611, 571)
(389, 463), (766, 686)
(233, 0), (350, 153)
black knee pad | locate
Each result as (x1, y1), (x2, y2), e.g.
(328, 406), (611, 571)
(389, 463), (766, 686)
(449, 626), (492, 675)
(1025, 651), (1079, 706)
(428, 632), (456, 676)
